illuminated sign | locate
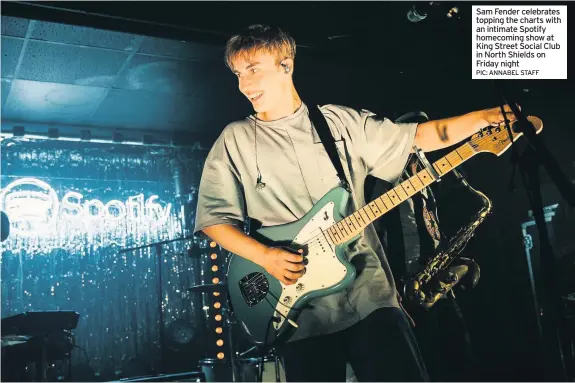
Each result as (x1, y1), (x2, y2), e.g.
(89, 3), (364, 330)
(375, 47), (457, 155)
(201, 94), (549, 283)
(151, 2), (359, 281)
(0, 177), (172, 238)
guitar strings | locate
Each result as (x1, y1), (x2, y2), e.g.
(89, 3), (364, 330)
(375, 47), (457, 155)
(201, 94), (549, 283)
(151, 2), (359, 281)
(241, 233), (329, 291)
(242, 235), (327, 289)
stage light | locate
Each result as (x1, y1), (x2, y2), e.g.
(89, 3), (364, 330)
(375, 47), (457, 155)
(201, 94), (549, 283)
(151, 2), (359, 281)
(212, 278), (219, 284)
(80, 130), (92, 141)
(217, 352), (224, 360)
(48, 128), (60, 139)
(214, 302), (221, 309)
(215, 314), (222, 321)
(211, 265), (218, 272)
(216, 339), (224, 347)
(210, 253), (217, 260)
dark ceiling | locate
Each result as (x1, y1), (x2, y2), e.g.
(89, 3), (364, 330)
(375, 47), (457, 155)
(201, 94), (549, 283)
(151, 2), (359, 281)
(1, 1), (574, 147)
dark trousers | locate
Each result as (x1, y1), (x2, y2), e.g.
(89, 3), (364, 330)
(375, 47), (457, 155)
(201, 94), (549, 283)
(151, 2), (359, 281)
(275, 307), (429, 382)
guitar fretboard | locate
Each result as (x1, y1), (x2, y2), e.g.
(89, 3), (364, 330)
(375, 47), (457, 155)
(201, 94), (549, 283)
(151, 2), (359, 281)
(324, 142), (477, 245)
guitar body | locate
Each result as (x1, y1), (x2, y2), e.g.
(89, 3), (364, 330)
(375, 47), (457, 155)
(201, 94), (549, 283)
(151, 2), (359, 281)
(227, 187), (358, 345)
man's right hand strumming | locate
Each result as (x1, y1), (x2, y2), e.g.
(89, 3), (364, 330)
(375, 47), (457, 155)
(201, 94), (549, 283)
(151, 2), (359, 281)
(202, 223), (306, 285)
(260, 247), (306, 285)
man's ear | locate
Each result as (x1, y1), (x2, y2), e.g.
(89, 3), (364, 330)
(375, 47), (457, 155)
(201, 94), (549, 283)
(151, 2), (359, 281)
(280, 58), (294, 73)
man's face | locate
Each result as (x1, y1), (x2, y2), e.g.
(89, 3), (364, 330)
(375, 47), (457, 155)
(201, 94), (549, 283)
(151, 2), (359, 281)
(231, 50), (289, 114)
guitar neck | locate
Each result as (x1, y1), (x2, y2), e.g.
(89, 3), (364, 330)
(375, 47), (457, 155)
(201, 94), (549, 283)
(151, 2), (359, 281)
(325, 142), (477, 245)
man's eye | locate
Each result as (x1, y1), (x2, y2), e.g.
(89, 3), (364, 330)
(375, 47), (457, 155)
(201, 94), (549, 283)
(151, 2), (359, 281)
(251, 68), (258, 74)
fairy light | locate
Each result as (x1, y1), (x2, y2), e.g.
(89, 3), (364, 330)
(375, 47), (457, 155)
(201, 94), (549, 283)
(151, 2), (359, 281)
(205, 238), (227, 360)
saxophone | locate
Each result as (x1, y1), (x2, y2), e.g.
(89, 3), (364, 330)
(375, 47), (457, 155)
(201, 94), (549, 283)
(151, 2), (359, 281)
(404, 169), (492, 310)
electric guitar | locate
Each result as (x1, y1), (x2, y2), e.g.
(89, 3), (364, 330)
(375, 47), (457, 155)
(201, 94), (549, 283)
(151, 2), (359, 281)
(226, 116), (543, 345)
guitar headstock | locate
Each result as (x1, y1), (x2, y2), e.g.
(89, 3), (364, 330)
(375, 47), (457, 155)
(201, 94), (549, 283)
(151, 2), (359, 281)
(468, 116), (543, 156)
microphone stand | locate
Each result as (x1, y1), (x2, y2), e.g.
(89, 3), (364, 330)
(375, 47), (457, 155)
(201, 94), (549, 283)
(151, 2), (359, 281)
(494, 79), (575, 381)
(118, 235), (196, 367)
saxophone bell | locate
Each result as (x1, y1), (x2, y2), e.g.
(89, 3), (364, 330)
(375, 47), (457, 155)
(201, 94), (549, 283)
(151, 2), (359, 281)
(457, 257), (481, 290)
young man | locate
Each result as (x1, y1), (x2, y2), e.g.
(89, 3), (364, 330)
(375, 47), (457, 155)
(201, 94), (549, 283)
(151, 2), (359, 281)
(194, 24), (516, 381)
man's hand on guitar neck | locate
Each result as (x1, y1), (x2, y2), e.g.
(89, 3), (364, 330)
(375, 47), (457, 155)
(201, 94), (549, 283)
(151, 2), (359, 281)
(479, 104), (519, 127)
(414, 103), (519, 152)
(201, 223), (306, 285)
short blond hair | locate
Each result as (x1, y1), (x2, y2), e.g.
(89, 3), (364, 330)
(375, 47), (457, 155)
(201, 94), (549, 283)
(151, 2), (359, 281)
(224, 24), (296, 70)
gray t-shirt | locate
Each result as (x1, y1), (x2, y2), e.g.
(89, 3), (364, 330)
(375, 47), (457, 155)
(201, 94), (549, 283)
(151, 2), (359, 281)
(194, 103), (418, 341)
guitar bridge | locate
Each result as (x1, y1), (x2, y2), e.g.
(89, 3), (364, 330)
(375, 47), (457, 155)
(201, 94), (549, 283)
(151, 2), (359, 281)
(238, 272), (269, 307)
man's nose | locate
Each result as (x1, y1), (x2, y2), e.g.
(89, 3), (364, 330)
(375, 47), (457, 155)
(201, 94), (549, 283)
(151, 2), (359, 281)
(238, 77), (247, 91)
(239, 77), (254, 94)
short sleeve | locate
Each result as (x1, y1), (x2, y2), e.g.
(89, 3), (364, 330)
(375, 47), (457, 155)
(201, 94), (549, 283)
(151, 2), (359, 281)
(362, 111), (418, 183)
(193, 131), (245, 235)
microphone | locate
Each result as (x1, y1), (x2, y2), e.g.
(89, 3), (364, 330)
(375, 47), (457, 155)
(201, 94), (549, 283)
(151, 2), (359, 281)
(407, 2), (459, 23)
(255, 172), (266, 190)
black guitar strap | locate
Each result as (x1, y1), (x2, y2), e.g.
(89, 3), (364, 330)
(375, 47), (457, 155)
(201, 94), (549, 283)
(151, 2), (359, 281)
(308, 104), (352, 193)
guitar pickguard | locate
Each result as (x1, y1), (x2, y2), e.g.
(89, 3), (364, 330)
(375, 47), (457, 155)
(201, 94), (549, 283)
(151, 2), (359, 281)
(273, 201), (348, 329)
